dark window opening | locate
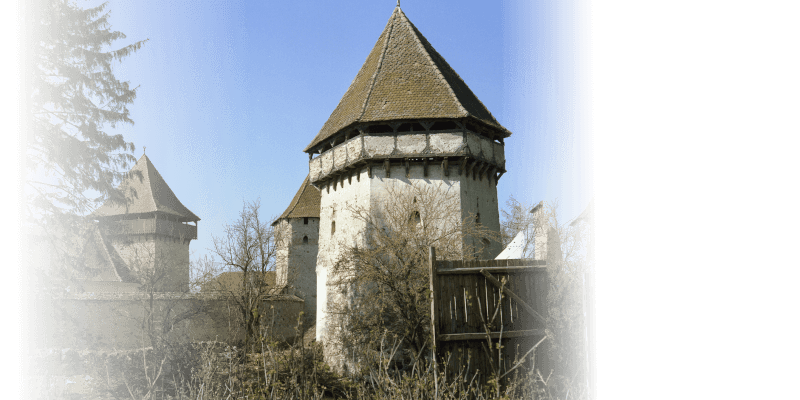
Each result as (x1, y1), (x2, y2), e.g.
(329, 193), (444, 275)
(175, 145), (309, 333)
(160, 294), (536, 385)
(482, 238), (491, 246)
(366, 124), (394, 134)
(331, 221), (336, 235)
(303, 236), (309, 244)
(476, 213), (481, 224)
(409, 211), (421, 224)
(430, 121), (458, 131)
(397, 122), (426, 132)
(304, 217), (309, 225)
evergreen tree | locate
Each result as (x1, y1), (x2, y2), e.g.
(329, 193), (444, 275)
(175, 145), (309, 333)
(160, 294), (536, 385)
(17, 0), (147, 396)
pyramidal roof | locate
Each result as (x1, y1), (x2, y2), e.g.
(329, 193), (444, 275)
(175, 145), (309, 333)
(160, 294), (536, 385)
(272, 175), (321, 225)
(91, 154), (200, 222)
(304, 6), (509, 152)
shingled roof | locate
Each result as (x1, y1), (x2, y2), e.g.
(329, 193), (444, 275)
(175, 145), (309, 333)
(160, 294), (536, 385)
(272, 175), (321, 225)
(91, 154), (200, 222)
(304, 6), (509, 152)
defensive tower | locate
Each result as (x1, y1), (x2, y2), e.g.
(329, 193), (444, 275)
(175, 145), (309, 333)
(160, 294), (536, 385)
(272, 175), (321, 325)
(308, 6), (511, 350)
(91, 154), (200, 291)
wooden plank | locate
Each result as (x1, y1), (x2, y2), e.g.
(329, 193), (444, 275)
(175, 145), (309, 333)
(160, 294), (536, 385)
(439, 329), (546, 341)
(480, 269), (547, 326)
(437, 265), (547, 275)
(429, 246), (439, 350)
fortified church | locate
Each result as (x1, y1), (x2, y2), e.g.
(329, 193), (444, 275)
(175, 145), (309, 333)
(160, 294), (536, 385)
(48, 6), (512, 355)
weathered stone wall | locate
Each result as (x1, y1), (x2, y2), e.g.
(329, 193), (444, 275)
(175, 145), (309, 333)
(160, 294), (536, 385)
(109, 234), (191, 291)
(292, 217), (319, 325)
(308, 131), (505, 184)
(314, 162), (503, 369)
(35, 292), (304, 350)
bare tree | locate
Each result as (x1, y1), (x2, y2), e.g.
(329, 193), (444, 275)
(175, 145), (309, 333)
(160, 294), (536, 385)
(328, 182), (499, 366)
(500, 195), (539, 258)
(211, 200), (280, 350)
(501, 197), (591, 399)
(112, 228), (208, 399)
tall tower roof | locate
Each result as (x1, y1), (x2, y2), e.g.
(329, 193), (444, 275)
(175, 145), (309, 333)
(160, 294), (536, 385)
(91, 154), (200, 222)
(304, 6), (509, 153)
(272, 175), (321, 225)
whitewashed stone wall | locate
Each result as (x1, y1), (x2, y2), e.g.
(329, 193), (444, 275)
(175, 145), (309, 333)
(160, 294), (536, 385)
(314, 162), (503, 368)
(275, 218), (320, 325)
(308, 131), (504, 183)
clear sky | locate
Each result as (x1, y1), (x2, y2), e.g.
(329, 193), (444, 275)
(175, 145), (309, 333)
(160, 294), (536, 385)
(98, 0), (592, 261)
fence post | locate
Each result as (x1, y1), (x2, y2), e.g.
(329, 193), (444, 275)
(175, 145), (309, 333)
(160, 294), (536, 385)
(429, 246), (439, 399)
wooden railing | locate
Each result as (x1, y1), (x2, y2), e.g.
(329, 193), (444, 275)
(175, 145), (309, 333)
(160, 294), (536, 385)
(102, 219), (197, 240)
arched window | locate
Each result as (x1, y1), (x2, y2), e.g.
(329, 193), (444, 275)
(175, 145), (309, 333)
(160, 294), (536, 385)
(409, 210), (421, 224)
(303, 235), (309, 244)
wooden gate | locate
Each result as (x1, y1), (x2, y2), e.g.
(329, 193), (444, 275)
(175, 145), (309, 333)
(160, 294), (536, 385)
(428, 247), (548, 387)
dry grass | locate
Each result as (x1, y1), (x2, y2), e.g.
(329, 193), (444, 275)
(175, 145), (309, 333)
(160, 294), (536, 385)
(37, 318), (586, 400)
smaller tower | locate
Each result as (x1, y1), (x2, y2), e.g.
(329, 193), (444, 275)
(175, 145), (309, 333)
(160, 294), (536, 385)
(272, 175), (321, 325)
(91, 154), (200, 291)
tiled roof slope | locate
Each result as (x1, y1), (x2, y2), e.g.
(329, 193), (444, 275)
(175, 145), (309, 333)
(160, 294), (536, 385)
(81, 229), (134, 282)
(272, 175), (321, 225)
(304, 7), (509, 152)
(91, 154), (200, 222)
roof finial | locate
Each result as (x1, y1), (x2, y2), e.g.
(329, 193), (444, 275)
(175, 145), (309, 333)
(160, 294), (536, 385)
(143, 146), (146, 155)
(397, 0), (400, 7)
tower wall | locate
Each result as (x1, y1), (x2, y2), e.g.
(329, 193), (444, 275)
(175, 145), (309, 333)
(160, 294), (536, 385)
(275, 217), (319, 325)
(111, 235), (190, 292)
(315, 163), (503, 368)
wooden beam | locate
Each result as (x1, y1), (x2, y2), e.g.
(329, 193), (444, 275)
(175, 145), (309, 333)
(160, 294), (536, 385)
(476, 162), (488, 181)
(405, 158), (410, 178)
(442, 157), (449, 177)
(487, 166), (497, 184)
(423, 158), (429, 177)
(429, 246), (439, 351)
(480, 269), (547, 325)
(459, 157), (467, 175)
(496, 170), (505, 184)
(368, 162), (373, 178)
(439, 329), (546, 342)
(384, 159), (391, 177)
(436, 264), (547, 275)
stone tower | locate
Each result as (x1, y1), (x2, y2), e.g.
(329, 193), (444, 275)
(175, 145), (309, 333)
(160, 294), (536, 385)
(272, 175), (321, 325)
(305, 6), (511, 347)
(91, 154), (200, 291)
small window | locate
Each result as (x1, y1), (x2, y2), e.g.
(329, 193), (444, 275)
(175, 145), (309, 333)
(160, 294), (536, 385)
(331, 221), (336, 235)
(409, 211), (421, 224)
(304, 217), (309, 225)
(482, 238), (490, 246)
(303, 235), (309, 244)
(476, 213), (481, 224)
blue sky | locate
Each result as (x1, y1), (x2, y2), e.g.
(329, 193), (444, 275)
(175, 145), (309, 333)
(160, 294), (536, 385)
(98, 0), (591, 261)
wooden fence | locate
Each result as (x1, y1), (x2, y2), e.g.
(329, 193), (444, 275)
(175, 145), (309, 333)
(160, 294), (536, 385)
(429, 247), (548, 387)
